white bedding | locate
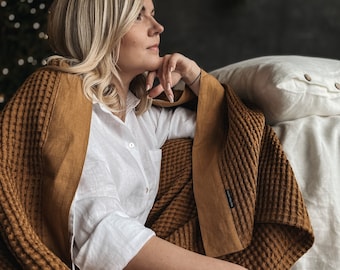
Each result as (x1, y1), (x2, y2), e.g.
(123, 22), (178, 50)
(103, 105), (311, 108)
(273, 115), (340, 269)
(210, 55), (340, 269)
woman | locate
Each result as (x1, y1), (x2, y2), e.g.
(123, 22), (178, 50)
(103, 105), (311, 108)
(47, 0), (247, 269)
(1, 0), (247, 269)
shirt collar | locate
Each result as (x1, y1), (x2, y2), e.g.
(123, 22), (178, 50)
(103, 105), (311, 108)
(95, 91), (141, 115)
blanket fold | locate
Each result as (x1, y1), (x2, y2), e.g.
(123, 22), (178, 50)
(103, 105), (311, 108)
(147, 71), (314, 269)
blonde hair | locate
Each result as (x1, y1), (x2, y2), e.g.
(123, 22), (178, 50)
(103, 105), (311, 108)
(47, 0), (151, 115)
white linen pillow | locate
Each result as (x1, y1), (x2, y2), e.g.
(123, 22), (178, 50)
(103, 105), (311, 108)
(210, 55), (340, 124)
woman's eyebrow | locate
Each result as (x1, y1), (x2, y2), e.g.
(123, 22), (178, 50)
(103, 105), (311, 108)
(141, 6), (156, 15)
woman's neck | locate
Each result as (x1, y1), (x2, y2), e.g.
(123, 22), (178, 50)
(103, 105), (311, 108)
(115, 72), (136, 122)
(114, 84), (130, 122)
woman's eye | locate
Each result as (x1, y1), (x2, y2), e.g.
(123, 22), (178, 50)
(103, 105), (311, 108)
(136, 13), (142, 20)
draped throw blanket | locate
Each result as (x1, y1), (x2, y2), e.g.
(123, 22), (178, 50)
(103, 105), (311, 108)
(0, 67), (313, 269)
(149, 71), (314, 269)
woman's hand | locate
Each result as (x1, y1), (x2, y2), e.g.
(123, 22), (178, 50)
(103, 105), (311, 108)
(146, 53), (201, 102)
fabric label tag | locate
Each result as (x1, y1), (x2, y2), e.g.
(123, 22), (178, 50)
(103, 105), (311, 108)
(225, 189), (235, 209)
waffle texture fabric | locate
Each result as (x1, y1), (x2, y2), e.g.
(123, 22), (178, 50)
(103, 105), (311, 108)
(150, 72), (314, 269)
(0, 66), (313, 269)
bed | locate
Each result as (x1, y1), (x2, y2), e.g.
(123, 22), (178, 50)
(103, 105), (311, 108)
(210, 55), (340, 269)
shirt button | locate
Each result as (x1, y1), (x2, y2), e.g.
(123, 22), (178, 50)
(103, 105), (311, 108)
(128, 142), (135, 148)
(146, 187), (149, 193)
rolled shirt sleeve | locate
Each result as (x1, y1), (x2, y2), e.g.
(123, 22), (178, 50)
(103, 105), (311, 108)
(72, 196), (155, 270)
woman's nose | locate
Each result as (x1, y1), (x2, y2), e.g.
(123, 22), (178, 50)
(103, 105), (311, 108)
(156, 21), (164, 34)
(150, 18), (164, 35)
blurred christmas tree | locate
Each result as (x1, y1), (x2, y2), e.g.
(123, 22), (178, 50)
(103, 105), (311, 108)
(0, 0), (53, 110)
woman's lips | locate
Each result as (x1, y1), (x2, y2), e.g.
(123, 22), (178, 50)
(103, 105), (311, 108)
(147, 44), (159, 52)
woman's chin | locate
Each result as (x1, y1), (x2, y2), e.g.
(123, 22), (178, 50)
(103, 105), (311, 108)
(148, 57), (163, 71)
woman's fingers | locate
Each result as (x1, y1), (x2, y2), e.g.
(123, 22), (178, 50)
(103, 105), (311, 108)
(147, 83), (165, 99)
(146, 68), (173, 101)
(145, 71), (157, 91)
(146, 53), (198, 102)
(160, 54), (185, 102)
(146, 55), (174, 102)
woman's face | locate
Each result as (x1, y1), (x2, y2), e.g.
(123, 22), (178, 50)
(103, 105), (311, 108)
(117, 0), (164, 81)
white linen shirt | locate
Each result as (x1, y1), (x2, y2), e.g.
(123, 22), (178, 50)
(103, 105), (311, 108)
(69, 92), (196, 270)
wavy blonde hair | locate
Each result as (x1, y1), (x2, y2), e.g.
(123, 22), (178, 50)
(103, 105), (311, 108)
(47, 0), (152, 115)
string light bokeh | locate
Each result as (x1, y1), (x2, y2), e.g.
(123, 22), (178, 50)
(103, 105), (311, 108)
(0, 0), (53, 109)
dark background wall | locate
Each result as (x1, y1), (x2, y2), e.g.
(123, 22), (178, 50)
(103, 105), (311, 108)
(156, 0), (340, 71)
(1, 0), (340, 109)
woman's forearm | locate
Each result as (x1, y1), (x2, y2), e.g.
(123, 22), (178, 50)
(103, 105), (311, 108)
(125, 236), (247, 270)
